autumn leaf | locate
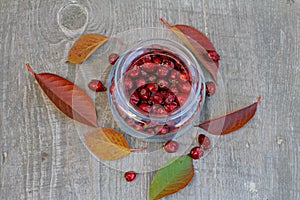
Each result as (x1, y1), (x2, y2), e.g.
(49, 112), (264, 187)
(197, 96), (261, 135)
(149, 155), (194, 200)
(67, 33), (108, 64)
(160, 18), (219, 82)
(26, 63), (98, 128)
(84, 128), (132, 161)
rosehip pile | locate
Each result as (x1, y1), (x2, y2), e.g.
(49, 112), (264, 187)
(109, 48), (204, 135)
(124, 49), (192, 115)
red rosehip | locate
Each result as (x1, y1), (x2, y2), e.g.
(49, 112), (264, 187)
(150, 94), (164, 104)
(190, 146), (203, 159)
(130, 91), (140, 105)
(205, 81), (216, 97)
(169, 70), (180, 81)
(124, 171), (137, 182)
(88, 80), (107, 92)
(178, 82), (191, 93)
(165, 91), (176, 104)
(163, 59), (175, 69)
(155, 125), (169, 135)
(139, 88), (150, 100)
(198, 134), (211, 150)
(142, 54), (152, 63)
(169, 85), (179, 95)
(136, 78), (146, 88)
(178, 71), (190, 83)
(124, 77), (134, 90)
(108, 53), (119, 65)
(157, 79), (169, 89)
(207, 50), (220, 62)
(176, 93), (188, 106)
(157, 66), (170, 77)
(142, 62), (157, 73)
(109, 83), (115, 94)
(164, 102), (178, 113)
(148, 75), (157, 82)
(138, 103), (151, 113)
(146, 83), (159, 93)
(164, 140), (179, 153)
(153, 56), (162, 64)
(128, 65), (140, 78)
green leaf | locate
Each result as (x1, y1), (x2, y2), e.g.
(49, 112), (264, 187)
(149, 155), (194, 200)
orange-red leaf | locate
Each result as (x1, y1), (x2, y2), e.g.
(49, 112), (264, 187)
(84, 128), (131, 160)
(26, 64), (98, 128)
(149, 155), (194, 200)
(197, 96), (261, 135)
(67, 33), (108, 64)
(160, 18), (219, 82)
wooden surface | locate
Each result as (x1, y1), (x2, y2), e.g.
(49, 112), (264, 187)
(1, 0), (300, 199)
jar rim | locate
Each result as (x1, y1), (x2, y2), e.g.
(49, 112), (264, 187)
(113, 38), (205, 122)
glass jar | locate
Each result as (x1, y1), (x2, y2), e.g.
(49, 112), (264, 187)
(107, 38), (205, 142)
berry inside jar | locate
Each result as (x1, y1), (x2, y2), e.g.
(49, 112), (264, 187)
(108, 39), (205, 141)
(123, 49), (192, 116)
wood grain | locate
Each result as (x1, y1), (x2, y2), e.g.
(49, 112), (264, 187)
(1, 0), (299, 200)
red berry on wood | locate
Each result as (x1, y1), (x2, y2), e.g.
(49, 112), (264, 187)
(108, 53), (119, 65)
(88, 80), (107, 92)
(164, 140), (179, 153)
(205, 81), (216, 97)
(124, 171), (137, 182)
(189, 147), (203, 159)
(198, 134), (211, 150)
(207, 50), (220, 62)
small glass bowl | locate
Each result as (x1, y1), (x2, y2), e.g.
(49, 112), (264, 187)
(107, 38), (205, 142)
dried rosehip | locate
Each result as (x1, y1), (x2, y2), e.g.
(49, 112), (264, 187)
(198, 134), (211, 150)
(88, 80), (107, 92)
(189, 146), (203, 159)
(124, 171), (137, 182)
(108, 53), (119, 65)
(205, 81), (216, 97)
(164, 140), (179, 153)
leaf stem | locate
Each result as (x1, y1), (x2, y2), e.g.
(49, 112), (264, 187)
(25, 63), (36, 75)
(160, 18), (172, 29)
(130, 147), (147, 152)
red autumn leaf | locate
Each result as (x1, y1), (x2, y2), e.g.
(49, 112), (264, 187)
(160, 18), (219, 82)
(197, 96), (261, 135)
(26, 63), (98, 128)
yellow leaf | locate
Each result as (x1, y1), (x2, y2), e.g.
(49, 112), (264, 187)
(67, 33), (108, 64)
(84, 128), (131, 161)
